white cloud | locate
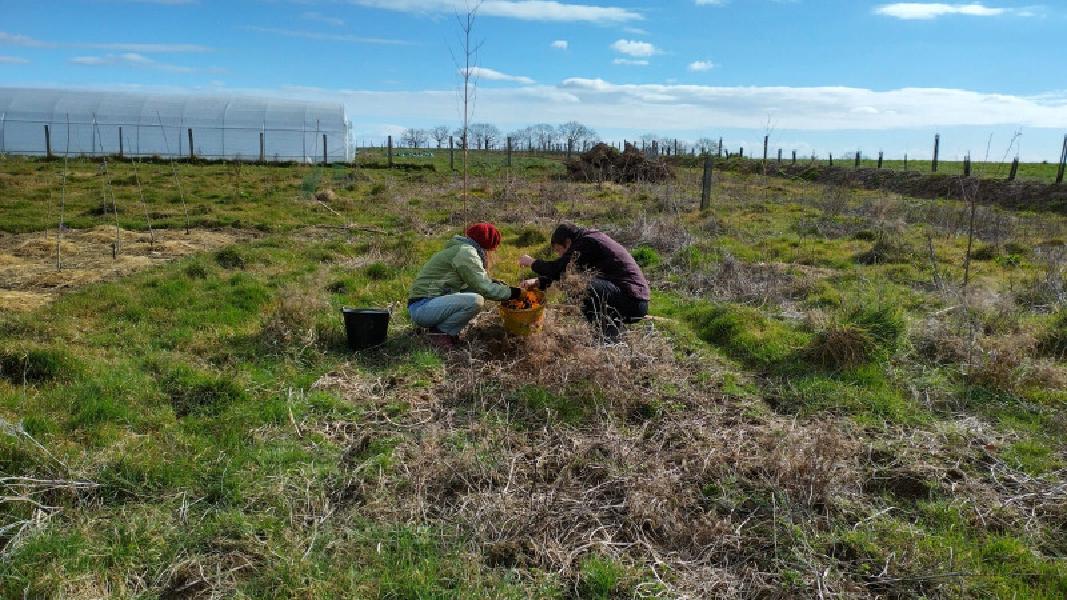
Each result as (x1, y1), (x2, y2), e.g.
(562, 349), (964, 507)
(0, 55), (29, 64)
(344, 0), (641, 23)
(613, 58), (648, 66)
(0, 31), (54, 48)
(874, 3), (1015, 19)
(551, 39), (568, 50)
(301, 11), (345, 26)
(688, 60), (715, 72)
(82, 43), (211, 53)
(244, 26), (409, 45)
(70, 52), (217, 73)
(611, 39), (659, 57)
(460, 66), (535, 84)
(1, 31), (210, 52)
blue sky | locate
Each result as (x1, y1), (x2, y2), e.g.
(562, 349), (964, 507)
(2, 1), (1066, 160)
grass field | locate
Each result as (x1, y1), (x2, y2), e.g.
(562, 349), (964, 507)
(1, 151), (1065, 598)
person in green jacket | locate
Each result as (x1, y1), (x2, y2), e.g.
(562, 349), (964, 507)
(408, 223), (521, 349)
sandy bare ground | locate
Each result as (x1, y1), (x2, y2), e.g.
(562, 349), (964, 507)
(0, 226), (253, 311)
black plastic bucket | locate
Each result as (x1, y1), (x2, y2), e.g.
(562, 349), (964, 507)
(342, 308), (390, 350)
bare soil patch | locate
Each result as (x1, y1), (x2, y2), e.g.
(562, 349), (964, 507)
(0, 226), (253, 311)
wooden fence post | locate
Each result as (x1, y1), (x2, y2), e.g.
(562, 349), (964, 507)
(323, 134), (328, 165)
(449, 136), (454, 171)
(932, 133), (940, 172)
(904, 153), (908, 171)
(963, 153), (971, 177)
(877, 151), (883, 169)
(1008, 156), (1020, 181)
(387, 135), (393, 168)
(701, 155), (713, 211)
(507, 137), (513, 167)
(44, 124), (52, 158)
(739, 147), (744, 158)
(855, 151), (861, 168)
(1057, 134), (1067, 184)
(829, 153), (833, 167)
(777, 148), (782, 164)
(188, 128), (194, 159)
(118, 127), (124, 158)
(259, 132), (265, 162)
(566, 139), (572, 161)
(792, 150), (797, 165)
(763, 135), (768, 162)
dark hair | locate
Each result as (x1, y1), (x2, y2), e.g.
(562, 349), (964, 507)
(550, 223), (583, 247)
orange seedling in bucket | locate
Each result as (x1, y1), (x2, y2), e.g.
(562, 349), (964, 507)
(500, 289), (546, 336)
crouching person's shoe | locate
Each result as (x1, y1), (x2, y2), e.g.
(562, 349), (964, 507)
(426, 331), (459, 351)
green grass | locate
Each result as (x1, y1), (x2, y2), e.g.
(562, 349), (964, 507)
(1, 154), (1064, 597)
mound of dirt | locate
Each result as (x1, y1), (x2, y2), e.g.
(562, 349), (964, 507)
(566, 143), (673, 184)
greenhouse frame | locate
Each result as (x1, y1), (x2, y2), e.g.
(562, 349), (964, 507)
(0, 87), (352, 162)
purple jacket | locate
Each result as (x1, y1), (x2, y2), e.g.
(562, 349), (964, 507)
(532, 229), (650, 301)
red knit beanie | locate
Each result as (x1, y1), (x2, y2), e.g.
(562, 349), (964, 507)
(465, 222), (501, 251)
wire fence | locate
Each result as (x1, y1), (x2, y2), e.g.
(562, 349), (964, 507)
(0, 116), (352, 163)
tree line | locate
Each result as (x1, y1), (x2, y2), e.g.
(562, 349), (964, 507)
(399, 121), (599, 151)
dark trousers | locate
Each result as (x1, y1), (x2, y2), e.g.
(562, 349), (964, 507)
(582, 278), (649, 340)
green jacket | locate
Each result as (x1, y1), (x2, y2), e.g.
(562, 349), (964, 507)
(408, 236), (513, 301)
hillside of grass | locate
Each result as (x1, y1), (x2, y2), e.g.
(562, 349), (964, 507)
(1, 154), (1064, 598)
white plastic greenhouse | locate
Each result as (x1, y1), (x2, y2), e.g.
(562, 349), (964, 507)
(0, 87), (351, 162)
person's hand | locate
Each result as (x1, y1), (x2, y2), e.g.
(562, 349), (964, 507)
(520, 278), (540, 290)
(518, 254), (535, 268)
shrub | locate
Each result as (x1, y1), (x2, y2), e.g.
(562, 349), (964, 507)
(0, 347), (75, 384)
(970, 244), (999, 261)
(1037, 309), (1067, 359)
(806, 322), (876, 370)
(805, 304), (905, 370)
(577, 555), (625, 599)
(364, 262), (394, 281)
(162, 365), (246, 417)
(261, 287), (331, 352)
(630, 246), (661, 269)
(183, 261), (210, 280)
(214, 247), (247, 269)
(512, 226), (546, 247)
(854, 235), (916, 265)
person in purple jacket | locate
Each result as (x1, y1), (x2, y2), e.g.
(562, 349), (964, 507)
(518, 223), (650, 340)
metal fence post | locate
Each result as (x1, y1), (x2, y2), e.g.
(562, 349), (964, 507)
(387, 135), (393, 168)
(188, 128), (194, 159)
(259, 131), (265, 162)
(44, 124), (52, 158)
(323, 134), (328, 165)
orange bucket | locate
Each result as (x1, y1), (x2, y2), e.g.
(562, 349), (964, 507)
(499, 289), (546, 336)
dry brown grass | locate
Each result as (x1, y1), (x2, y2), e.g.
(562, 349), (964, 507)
(260, 285), (332, 353)
(312, 274), (870, 596)
(0, 226), (252, 311)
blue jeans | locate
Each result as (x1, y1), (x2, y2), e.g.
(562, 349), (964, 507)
(408, 293), (485, 336)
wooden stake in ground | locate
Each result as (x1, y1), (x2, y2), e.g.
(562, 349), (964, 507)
(156, 112), (191, 233)
(132, 156), (156, 252)
(56, 115), (70, 271)
(932, 133), (940, 173)
(700, 155), (713, 211)
(1057, 133), (1067, 184)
